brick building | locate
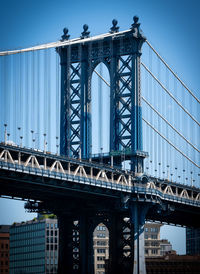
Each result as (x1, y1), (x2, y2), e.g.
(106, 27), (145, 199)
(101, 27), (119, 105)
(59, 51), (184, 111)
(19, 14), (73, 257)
(0, 225), (10, 274)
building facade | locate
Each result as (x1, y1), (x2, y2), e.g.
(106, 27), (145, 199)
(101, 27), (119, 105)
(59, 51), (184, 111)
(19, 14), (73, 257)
(9, 218), (172, 273)
(0, 225), (10, 274)
(93, 223), (109, 274)
(9, 218), (58, 274)
(186, 228), (200, 255)
(144, 223), (162, 257)
(160, 239), (173, 256)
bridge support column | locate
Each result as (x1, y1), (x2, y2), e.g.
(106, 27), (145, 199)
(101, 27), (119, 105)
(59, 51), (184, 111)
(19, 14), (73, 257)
(57, 214), (74, 274)
(57, 211), (94, 274)
(108, 213), (134, 274)
(79, 214), (94, 274)
(130, 203), (149, 274)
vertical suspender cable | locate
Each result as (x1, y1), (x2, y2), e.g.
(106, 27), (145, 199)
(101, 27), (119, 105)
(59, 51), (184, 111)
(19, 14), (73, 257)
(25, 53), (28, 147)
(13, 55), (17, 142)
(98, 62), (103, 153)
(19, 52), (22, 132)
(44, 49), (47, 145)
(47, 49), (51, 152)
(37, 50), (40, 149)
(0, 56), (2, 140)
(88, 41), (92, 157)
(56, 52), (59, 151)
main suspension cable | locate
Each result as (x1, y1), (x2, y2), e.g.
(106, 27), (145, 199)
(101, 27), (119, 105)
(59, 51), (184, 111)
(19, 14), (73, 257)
(142, 97), (200, 153)
(143, 118), (200, 169)
(141, 62), (200, 127)
(145, 40), (200, 104)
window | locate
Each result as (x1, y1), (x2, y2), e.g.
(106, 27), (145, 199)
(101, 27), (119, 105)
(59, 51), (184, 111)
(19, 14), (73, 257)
(97, 225), (106, 231)
(97, 241), (106, 246)
(97, 249), (106, 253)
(150, 227), (158, 233)
(151, 234), (157, 239)
(145, 227), (148, 232)
(151, 241), (159, 246)
(97, 256), (105, 261)
(97, 264), (105, 269)
(97, 233), (106, 238)
(151, 249), (158, 254)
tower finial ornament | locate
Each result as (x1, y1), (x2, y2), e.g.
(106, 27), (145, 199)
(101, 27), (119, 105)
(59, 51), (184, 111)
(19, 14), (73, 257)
(131, 15), (145, 39)
(81, 24), (90, 38)
(61, 28), (70, 41)
(110, 19), (119, 33)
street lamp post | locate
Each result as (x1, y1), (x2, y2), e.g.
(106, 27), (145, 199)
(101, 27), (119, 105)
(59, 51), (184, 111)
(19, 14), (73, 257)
(4, 124), (7, 144)
(43, 134), (47, 153)
(56, 136), (59, 155)
(31, 130), (34, 149)
(20, 136), (23, 147)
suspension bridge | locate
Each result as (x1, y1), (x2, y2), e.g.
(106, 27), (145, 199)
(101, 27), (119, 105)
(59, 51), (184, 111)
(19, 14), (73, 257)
(0, 16), (199, 274)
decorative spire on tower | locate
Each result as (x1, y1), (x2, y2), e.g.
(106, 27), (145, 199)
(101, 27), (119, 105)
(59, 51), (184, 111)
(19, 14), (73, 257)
(110, 19), (119, 33)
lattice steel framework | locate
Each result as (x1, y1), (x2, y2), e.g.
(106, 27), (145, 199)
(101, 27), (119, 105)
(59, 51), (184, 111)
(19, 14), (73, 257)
(57, 17), (147, 173)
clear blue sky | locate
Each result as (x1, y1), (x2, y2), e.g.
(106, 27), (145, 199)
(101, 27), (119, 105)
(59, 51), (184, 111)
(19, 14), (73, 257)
(0, 0), (200, 254)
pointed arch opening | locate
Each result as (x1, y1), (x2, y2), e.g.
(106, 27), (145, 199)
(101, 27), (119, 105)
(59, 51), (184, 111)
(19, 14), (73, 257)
(91, 62), (110, 155)
(93, 222), (109, 274)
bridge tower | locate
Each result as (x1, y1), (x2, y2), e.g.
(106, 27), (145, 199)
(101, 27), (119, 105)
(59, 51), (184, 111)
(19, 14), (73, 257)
(56, 17), (149, 274)
(57, 16), (147, 174)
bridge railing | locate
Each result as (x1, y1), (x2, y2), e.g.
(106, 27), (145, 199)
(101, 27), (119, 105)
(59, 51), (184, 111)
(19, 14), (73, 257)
(0, 144), (200, 206)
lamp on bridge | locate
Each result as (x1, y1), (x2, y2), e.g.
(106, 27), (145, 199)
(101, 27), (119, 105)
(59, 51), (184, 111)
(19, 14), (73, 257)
(20, 136), (23, 147)
(31, 130), (34, 149)
(43, 133), (47, 153)
(4, 124), (7, 144)
(56, 136), (59, 155)
(18, 127), (21, 146)
(7, 133), (10, 143)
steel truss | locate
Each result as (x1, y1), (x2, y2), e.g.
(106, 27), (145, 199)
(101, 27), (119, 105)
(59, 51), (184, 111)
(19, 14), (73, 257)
(57, 17), (147, 173)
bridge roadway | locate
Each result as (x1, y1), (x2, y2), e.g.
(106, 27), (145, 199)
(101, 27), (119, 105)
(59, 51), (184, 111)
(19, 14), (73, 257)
(0, 143), (200, 274)
(0, 143), (199, 227)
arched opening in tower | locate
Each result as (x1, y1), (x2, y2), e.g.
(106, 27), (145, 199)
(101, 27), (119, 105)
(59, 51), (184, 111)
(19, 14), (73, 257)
(91, 62), (110, 155)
